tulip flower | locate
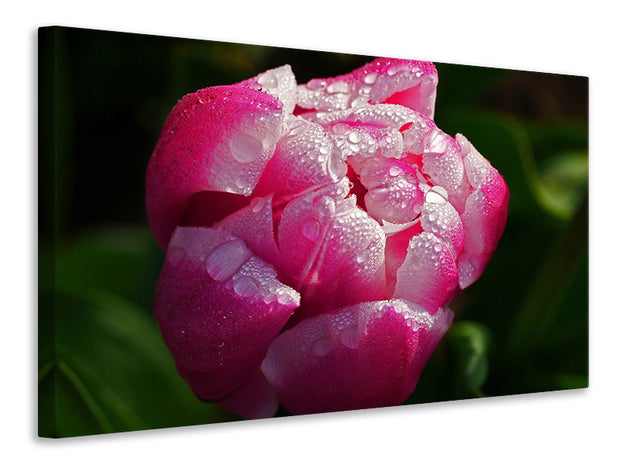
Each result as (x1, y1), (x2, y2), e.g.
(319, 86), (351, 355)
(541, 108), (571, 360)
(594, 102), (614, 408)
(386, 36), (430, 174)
(146, 58), (509, 419)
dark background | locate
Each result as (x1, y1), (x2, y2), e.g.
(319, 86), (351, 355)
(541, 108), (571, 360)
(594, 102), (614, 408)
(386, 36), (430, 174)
(38, 26), (588, 437)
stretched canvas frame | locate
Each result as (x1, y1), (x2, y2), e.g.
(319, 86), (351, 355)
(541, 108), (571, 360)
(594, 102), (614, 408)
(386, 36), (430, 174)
(38, 26), (588, 438)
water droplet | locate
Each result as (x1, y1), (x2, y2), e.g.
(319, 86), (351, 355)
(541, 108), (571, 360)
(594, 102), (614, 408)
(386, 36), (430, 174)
(312, 337), (334, 356)
(387, 65), (399, 76)
(206, 240), (252, 282)
(306, 79), (323, 90)
(356, 249), (370, 264)
(351, 96), (367, 108)
(302, 218), (321, 241)
(257, 73), (278, 89)
(250, 196), (267, 213)
(425, 186), (448, 204)
(316, 196), (336, 218)
(428, 211), (438, 222)
(233, 276), (259, 298)
(235, 177), (250, 191)
(369, 188), (389, 202)
(230, 133), (264, 163)
(319, 145), (331, 155)
(167, 246), (186, 266)
(339, 325), (360, 349)
(348, 131), (362, 144)
(327, 155), (348, 181)
(389, 166), (404, 177)
(326, 81), (350, 94)
(433, 242), (443, 253)
(364, 72), (377, 84)
(277, 290), (299, 307)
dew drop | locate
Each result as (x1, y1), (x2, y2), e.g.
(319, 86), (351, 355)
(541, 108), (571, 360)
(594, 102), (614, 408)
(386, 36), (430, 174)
(356, 249), (370, 264)
(233, 276), (259, 297)
(230, 133), (264, 163)
(250, 196), (267, 213)
(327, 155), (348, 181)
(348, 131), (362, 144)
(167, 246), (186, 267)
(312, 337), (334, 357)
(339, 325), (360, 349)
(425, 186), (448, 204)
(368, 188), (389, 202)
(364, 72), (377, 84)
(389, 166), (404, 177)
(206, 240), (252, 282)
(257, 73), (278, 89)
(277, 290), (299, 307)
(302, 218), (321, 241)
(326, 81), (350, 94)
(351, 96), (367, 108)
(316, 196), (336, 218)
(387, 65), (399, 76)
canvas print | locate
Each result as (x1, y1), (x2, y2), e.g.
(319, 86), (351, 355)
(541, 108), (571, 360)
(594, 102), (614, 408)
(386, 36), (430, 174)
(38, 26), (588, 438)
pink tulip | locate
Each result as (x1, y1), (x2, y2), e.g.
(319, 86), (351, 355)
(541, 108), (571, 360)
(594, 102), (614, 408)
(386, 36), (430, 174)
(146, 58), (509, 419)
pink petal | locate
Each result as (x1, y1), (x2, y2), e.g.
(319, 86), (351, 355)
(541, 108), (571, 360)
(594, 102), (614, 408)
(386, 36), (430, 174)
(348, 154), (425, 225)
(384, 220), (424, 296)
(153, 227), (299, 402)
(421, 128), (470, 213)
(146, 85), (285, 250)
(277, 180), (386, 319)
(261, 299), (453, 415)
(455, 135), (509, 288)
(214, 194), (281, 268)
(297, 58), (438, 118)
(253, 117), (342, 198)
(216, 368), (279, 420)
(238, 65), (298, 115)
(393, 232), (458, 313)
(420, 186), (464, 257)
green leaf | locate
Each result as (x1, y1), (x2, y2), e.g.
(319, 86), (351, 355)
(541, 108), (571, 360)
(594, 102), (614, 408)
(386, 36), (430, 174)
(38, 289), (237, 438)
(448, 321), (492, 397)
(51, 226), (163, 309)
(538, 151), (588, 221)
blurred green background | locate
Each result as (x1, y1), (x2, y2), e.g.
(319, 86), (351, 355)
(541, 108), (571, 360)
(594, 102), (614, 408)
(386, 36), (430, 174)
(38, 26), (588, 438)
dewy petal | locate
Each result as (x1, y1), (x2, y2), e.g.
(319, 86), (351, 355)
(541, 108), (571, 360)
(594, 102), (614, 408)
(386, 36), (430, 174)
(277, 179), (386, 319)
(238, 65), (298, 116)
(146, 85), (285, 250)
(153, 227), (299, 403)
(393, 232), (458, 313)
(421, 128), (470, 214)
(214, 194), (281, 269)
(455, 134), (509, 288)
(253, 117), (339, 198)
(261, 299), (453, 415)
(297, 58), (438, 118)
(348, 154), (425, 225)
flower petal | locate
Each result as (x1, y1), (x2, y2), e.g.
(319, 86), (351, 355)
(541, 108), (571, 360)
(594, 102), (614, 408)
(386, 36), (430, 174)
(214, 194), (281, 269)
(261, 299), (453, 415)
(253, 117), (340, 198)
(393, 232), (458, 312)
(297, 58), (438, 118)
(277, 180), (386, 319)
(153, 227), (299, 402)
(146, 85), (285, 249)
(239, 65), (298, 115)
(455, 134), (509, 288)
